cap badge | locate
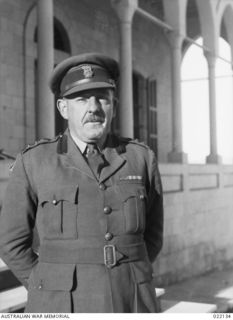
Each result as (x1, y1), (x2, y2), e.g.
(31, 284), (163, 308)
(109, 79), (115, 86)
(81, 65), (94, 78)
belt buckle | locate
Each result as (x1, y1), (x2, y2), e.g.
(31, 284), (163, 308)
(104, 245), (116, 268)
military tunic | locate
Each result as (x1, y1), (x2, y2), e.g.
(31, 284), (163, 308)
(0, 130), (163, 313)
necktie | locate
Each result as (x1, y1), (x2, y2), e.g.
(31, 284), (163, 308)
(86, 143), (104, 178)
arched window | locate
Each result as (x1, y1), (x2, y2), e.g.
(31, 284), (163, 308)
(34, 18), (71, 54)
(181, 37), (233, 164)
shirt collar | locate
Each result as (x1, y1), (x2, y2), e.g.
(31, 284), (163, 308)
(68, 130), (106, 154)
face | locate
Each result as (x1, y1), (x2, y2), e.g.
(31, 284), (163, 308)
(57, 88), (116, 144)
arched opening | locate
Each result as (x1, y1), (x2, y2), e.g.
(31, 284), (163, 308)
(181, 37), (209, 163)
(34, 17), (71, 54)
(181, 37), (233, 164)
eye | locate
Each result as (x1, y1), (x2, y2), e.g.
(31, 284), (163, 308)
(75, 97), (87, 103)
(98, 95), (111, 103)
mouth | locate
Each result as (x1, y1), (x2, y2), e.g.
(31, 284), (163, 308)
(84, 117), (105, 124)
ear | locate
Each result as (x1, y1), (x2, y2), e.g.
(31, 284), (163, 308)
(57, 99), (68, 120)
(112, 97), (118, 118)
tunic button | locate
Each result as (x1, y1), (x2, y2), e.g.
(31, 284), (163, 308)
(99, 183), (106, 190)
(105, 232), (113, 241)
(52, 199), (57, 205)
(103, 206), (112, 215)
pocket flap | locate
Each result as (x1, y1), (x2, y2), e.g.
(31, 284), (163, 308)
(39, 186), (78, 205)
(117, 183), (147, 202)
(30, 262), (75, 291)
(130, 260), (153, 284)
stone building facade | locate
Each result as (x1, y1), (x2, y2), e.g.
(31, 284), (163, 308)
(0, 0), (233, 286)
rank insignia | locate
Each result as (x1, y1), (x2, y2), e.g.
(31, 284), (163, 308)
(81, 65), (94, 78)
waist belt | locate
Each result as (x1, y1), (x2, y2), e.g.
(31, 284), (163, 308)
(39, 235), (147, 268)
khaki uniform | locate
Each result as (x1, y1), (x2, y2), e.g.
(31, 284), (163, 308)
(0, 130), (163, 313)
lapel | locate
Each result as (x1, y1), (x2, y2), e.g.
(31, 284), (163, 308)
(57, 130), (126, 183)
(99, 135), (126, 183)
(58, 130), (95, 180)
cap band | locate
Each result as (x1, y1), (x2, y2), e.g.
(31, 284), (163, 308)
(60, 64), (115, 96)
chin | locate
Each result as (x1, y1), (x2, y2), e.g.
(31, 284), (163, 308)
(85, 131), (105, 141)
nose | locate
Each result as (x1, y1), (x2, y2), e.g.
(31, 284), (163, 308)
(87, 96), (101, 112)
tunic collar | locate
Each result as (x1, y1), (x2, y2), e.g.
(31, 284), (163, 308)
(69, 131), (87, 154)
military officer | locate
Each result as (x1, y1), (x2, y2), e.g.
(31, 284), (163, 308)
(0, 53), (163, 313)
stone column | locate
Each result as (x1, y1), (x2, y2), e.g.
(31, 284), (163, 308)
(167, 32), (187, 163)
(111, 0), (138, 138)
(37, 0), (54, 139)
(205, 51), (221, 164)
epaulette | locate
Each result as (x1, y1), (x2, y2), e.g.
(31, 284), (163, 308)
(22, 135), (61, 154)
(9, 160), (16, 172)
(119, 136), (149, 150)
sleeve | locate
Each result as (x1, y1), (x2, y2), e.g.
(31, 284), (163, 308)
(0, 153), (38, 288)
(144, 150), (164, 263)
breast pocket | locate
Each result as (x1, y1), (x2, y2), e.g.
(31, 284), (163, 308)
(38, 186), (78, 239)
(118, 182), (147, 234)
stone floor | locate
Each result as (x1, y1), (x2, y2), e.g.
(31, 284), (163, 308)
(161, 266), (233, 312)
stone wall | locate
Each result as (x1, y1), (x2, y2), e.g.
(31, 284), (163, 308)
(153, 163), (233, 285)
(0, 160), (12, 209)
(0, 0), (29, 155)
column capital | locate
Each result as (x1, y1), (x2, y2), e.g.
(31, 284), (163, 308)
(111, 0), (138, 23)
(167, 31), (184, 49)
(204, 50), (216, 67)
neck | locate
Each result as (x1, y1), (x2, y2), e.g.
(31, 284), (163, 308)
(69, 130), (108, 151)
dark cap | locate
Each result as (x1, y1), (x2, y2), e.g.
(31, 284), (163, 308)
(49, 53), (119, 97)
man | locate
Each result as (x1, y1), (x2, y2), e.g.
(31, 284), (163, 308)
(0, 53), (163, 313)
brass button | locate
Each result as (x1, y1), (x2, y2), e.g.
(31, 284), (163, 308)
(52, 199), (57, 205)
(105, 232), (113, 241)
(99, 183), (106, 190)
(139, 194), (145, 200)
(103, 206), (112, 215)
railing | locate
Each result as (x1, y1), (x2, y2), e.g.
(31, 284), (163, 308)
(0, 155), (25, 312)
(159, 163), (233, 193)
(0, 150), (15, 161)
